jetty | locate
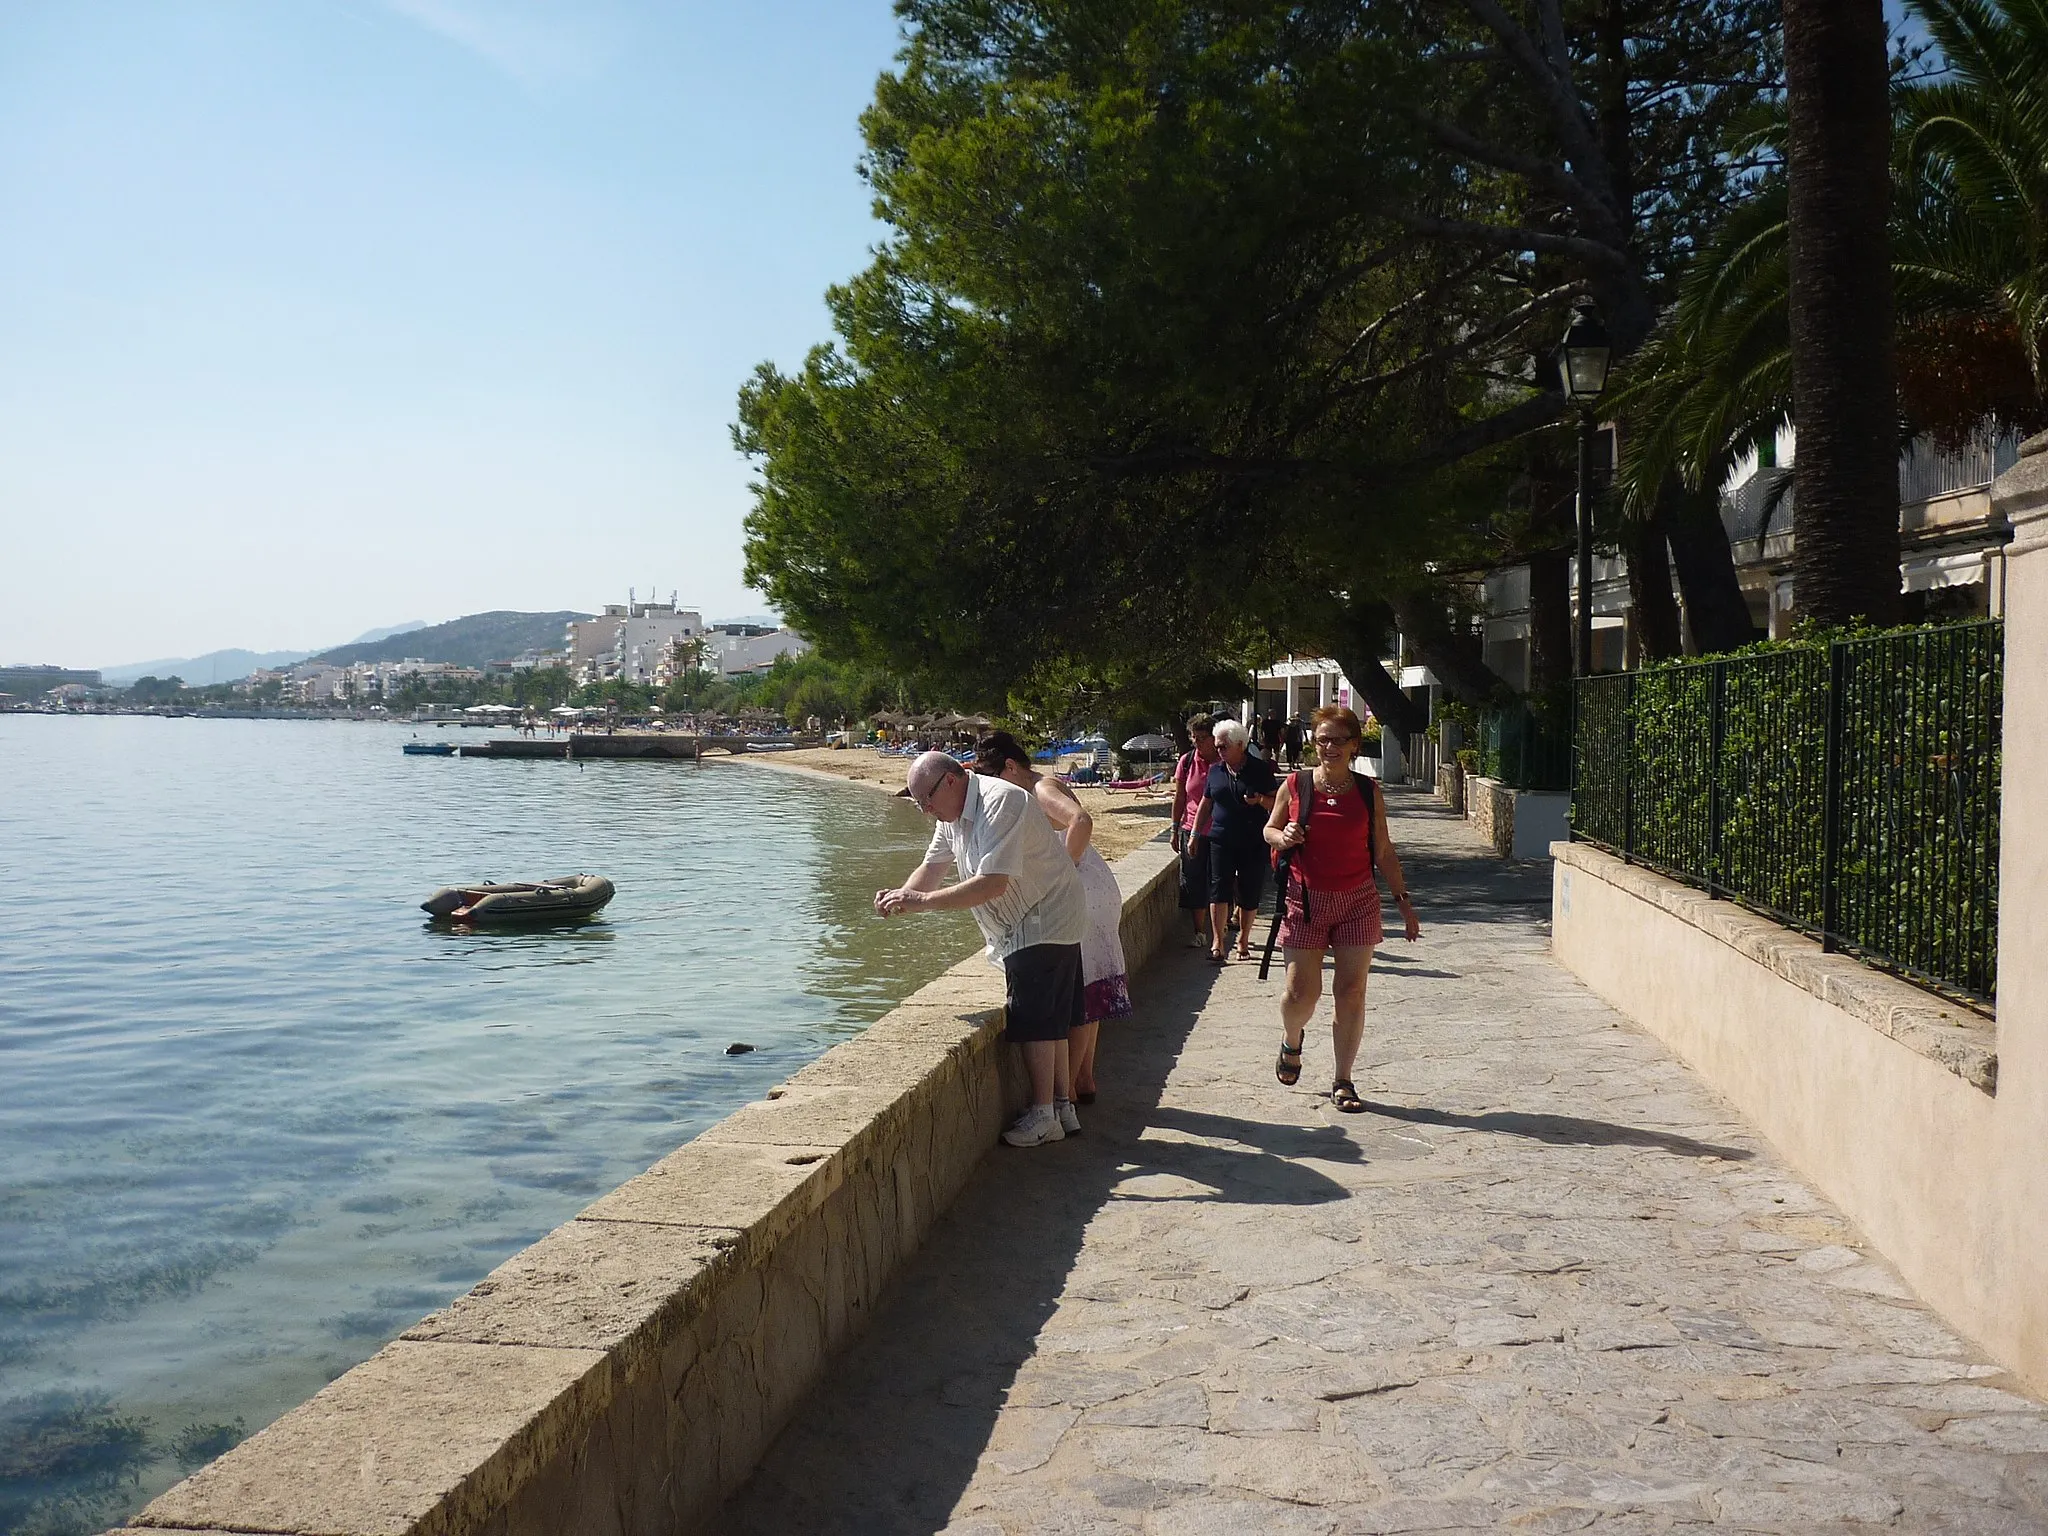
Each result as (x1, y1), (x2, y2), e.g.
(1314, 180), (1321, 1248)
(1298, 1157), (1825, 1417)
(458, 731), (824, 761)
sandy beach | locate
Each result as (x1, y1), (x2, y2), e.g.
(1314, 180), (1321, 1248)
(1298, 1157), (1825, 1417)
(714, 746), (1175, 861)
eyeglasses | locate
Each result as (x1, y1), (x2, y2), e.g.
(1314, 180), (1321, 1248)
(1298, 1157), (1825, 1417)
(910, 769), (960, 811)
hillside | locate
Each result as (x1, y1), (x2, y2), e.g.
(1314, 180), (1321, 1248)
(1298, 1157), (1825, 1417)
(103, 648), (315, 686)
(313, 611), (590, 669)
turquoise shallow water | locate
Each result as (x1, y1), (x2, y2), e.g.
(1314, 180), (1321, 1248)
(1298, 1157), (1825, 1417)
(0, 715), (973, 1534)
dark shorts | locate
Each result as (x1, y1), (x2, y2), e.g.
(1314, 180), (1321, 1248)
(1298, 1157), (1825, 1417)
(1209, 836), (1268, 909)
(1002, 942), (1085, 1043)
(1177, 834), (1210, 910)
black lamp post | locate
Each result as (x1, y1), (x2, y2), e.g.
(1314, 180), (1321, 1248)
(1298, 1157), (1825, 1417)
(1558, 299), (1612, 676)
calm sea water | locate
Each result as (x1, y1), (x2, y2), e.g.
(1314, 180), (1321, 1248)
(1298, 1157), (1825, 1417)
(0, 715), (974, 1534)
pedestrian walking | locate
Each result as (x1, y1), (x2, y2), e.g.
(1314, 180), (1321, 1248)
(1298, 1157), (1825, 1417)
(1263, 706), (1420, 1112)
(1192, 719), (1278, 963)
(878, 750), (1090, 1146)
(1169, 714), (1220, 949)
(1283, 712), (1305, 769)
(974, 731), (1132, 1102)
(1260, 709), (1285, 762)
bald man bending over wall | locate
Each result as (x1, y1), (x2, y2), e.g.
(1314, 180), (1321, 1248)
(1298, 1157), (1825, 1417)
(877, 750), (1089, 1147)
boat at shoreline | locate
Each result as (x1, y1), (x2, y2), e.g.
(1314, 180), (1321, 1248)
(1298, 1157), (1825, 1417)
(402, 740), (457, 756)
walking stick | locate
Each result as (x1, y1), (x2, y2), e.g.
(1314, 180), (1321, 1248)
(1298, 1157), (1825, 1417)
(1258, 850), (1294, 981)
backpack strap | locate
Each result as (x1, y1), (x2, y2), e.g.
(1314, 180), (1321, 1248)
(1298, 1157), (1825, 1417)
(1353, 768), (1378, 870)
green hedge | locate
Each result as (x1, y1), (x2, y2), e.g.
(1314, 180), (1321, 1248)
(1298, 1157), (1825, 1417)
(1573, 621), (2001, 1004)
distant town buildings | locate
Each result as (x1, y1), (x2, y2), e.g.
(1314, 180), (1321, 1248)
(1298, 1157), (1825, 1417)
(706, 621), (810, 676)
(566, 594), (705, 685)
(9, 594), (812, 713)
(563, 595), (810, 684)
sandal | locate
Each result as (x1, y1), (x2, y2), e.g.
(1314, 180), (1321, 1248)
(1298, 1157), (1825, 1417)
(1275, 1041), (1303, 1085)
(1209, 950), (1229, 965)
(1330, 1079), (1366, 1113)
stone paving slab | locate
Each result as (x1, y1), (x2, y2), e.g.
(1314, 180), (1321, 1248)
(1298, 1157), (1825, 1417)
(721, 792), (2048, 1535)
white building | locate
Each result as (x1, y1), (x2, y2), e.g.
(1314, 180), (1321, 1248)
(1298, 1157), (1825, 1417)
(290, 663), (350, 704)
(569, 595), (705, 684)
(707, 623), (810, 676)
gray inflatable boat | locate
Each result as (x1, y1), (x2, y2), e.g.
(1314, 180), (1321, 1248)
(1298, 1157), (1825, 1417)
(420, 874), (615, 922)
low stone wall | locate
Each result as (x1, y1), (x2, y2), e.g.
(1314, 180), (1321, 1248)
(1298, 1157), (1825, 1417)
(1435, 762), (1464, 814)
(120, 839), (1182, 1536)
(1463, 777), (1567, 860)
(1552, 839), (2048, 1392)
(1463, 774), (1506, 855)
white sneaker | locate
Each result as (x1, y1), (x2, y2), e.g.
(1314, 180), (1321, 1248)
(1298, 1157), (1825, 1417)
(1003, 1104), (1065, 1147)
(1056, 1098), (1082, 1137)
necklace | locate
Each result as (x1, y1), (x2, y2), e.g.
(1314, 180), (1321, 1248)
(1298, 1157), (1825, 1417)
(1314, 767), (1350, 805)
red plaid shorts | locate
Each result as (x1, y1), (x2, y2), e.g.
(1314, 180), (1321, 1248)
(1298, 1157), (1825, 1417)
(1277, 879), (1383, 952)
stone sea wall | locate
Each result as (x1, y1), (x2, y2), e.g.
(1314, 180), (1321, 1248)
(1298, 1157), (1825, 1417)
(118, 836), (1182, 1536)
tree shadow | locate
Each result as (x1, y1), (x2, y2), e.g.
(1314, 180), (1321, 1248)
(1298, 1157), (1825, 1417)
(1364, 1100), (1754, 1161)
(720, 947), (1261, 1534)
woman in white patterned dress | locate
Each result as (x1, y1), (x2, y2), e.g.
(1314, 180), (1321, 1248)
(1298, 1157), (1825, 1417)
(973, 731), (1132, 1102)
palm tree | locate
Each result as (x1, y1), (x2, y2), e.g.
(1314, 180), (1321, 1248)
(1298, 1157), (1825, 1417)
(1783, 0), (1901, 628)
(1614, 0), (2048, 628)
(1892, 0), (2048, 438)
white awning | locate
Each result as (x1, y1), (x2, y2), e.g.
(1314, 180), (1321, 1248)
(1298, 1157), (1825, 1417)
(1902, 551), (1988, 593)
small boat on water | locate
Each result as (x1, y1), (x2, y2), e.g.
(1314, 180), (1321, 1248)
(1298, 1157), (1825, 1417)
(421, 875), (615, 923)
(402, 741), (457, 756)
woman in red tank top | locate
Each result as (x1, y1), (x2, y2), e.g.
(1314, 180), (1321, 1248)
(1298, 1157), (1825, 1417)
(1262, 705), (1421, 1111)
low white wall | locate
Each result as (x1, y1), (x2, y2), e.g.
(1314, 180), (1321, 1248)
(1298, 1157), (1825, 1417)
(1552, 841), (2047, 1391)
(1508, 791), (1567, 859)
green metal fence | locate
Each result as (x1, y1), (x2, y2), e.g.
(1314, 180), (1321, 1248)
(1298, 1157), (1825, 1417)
(1572, 621), (2003, 1006)
(1477, 699), (1574, 791)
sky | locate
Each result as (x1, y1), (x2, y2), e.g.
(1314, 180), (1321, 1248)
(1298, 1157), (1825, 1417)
(0, 0), (903, 667)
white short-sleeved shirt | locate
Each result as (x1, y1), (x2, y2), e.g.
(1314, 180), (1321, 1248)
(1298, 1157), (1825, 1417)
(923, 772), (1088, 961)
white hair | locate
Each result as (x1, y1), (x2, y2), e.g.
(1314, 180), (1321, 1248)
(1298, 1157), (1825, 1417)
(1212, 719), (1249, 749)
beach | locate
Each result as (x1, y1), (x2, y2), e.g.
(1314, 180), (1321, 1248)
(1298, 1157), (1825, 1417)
(719, 745), (1176, 860)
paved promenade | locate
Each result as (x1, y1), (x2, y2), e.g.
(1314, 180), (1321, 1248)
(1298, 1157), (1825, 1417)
(725, 792), (2048, 1534)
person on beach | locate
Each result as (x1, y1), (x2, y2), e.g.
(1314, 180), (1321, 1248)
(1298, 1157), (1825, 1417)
(973, 731), (1132, 1102)
(877, 750), (1089, 1147)
(1170, 714), (1220, 948)
(1191, 718), (1278, 963)
(1263, 706), (1420, 1112)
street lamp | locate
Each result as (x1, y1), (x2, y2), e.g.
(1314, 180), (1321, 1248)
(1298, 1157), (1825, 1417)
(1558, 299), (1611, 676)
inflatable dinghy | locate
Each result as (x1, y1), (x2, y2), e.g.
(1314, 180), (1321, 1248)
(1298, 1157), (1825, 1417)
(402, 741), (456, 756)
(420, 875), (614, 922)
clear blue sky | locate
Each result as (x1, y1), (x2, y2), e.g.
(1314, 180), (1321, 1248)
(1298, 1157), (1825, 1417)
(0, 0), (901, 666)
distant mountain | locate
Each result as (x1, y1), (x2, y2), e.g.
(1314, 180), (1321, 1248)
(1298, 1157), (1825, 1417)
(711, 614), (783, 630)
(102, 648), (313, 686)
(346, 620), (429, 646)
(312, 611), (591, 669)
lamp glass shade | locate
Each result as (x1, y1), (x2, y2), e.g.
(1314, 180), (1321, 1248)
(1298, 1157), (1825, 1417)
(1557, 305), (1612, 401)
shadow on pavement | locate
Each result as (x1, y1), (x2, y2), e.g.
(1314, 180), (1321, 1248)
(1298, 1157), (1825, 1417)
(720, 943), (1243, 1534)
(1364, 1100), (1756, 1161)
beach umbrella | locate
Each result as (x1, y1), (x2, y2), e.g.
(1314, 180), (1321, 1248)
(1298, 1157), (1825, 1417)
(1122, 733), (1174, 753)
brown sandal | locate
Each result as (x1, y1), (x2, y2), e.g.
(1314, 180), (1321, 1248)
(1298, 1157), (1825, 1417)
(1330, 1079), (1366, 1113)
(1276, 1041), (1303, 1085)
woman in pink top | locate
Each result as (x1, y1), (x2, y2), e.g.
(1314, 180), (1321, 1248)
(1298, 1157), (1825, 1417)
(1169, 713), (1220, 948)
(1263, 706), (1420, 1112)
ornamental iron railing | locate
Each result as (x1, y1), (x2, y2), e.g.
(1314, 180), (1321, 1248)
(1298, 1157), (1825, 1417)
(1572, 622), (2003, 1006)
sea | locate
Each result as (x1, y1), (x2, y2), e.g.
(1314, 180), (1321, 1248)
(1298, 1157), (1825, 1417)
(0, 714), (975, 1535)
